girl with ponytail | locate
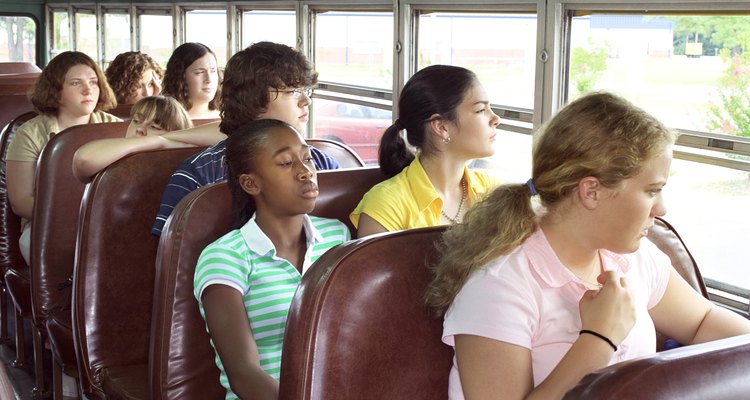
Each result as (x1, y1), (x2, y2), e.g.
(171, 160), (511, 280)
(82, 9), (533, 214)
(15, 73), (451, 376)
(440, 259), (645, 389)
(350, 65), (501, 237)
(427, 92), (750, 399)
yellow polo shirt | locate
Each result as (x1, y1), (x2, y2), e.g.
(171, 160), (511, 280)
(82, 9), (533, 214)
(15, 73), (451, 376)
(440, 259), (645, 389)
(350, 157), (498, 232)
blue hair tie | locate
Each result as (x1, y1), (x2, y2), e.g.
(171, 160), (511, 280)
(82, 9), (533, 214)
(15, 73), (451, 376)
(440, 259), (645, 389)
(526, 179), (538, 197)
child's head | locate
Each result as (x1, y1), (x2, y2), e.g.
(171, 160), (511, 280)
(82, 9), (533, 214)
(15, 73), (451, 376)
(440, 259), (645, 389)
(126, 96), (193, 138)
(105, 51), (164, 104)
(379, 65), (497, 177)
(31, 51), (117, 116)
(162, 42), (221, 112)
(531, 92), (677, 209)
(219, 41), (318, 135)
(225, 119), (317, 228)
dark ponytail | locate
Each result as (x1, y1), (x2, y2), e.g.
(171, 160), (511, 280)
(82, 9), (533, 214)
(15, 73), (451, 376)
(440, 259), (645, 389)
(378, 120), (414, 178)
(379, 65), (477, 177)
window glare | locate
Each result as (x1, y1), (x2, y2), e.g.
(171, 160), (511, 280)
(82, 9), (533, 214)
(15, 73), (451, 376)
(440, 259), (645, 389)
(668, 155), (750, 290)
(75, 12), (97, 60)
(242, 10), (296, 49)
(314, 11), (393, 89)
(138, 14), (172, 67)
(104, 13), (131, 66)
(569, 14), (750, 139)
(0, 16), (36, 63)
(470, 130), (531, 183)
(418, 12), (537, 110)
(185, 9), (227, 66)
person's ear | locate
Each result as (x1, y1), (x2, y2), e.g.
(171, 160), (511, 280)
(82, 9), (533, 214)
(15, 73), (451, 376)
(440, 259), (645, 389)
(427, 113), (451, 144)
(239, 173), (260, 196)
(578, 176), (601, 210)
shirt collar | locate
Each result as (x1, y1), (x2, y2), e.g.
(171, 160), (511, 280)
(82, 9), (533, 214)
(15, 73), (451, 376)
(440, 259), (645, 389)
(406, 157), (478, 212)
(239, 213), (323, 258)
(521, 228), (631, 288)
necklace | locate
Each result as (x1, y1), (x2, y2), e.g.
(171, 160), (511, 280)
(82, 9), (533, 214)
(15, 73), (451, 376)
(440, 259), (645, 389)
(441, 178), (467, 225)
(574, 252), (604, 290)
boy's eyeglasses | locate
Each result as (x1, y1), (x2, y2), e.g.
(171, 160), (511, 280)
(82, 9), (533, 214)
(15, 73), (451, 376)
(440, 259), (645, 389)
(278, 87), (314, 98)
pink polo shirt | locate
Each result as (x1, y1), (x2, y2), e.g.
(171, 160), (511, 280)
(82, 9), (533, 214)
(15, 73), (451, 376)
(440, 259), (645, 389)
(443, 228), (670, 399)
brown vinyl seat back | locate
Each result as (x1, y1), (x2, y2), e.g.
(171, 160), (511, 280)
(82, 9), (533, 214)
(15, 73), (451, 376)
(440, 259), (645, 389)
(564, 333), (750, 399)
(311, 167), (385, 233)
(278, 226), (453, 400)
(646, 216), (707, 350)
(30, 122), (128, 326)
(0, 111), (37, 275)
(0, 62), (41, 74)
(308, 138), (366, 168)
(0, 74), (38, 134)
(150, 182), (231, 400)
(108, 103), (134, 120)
(192, 118), (221, 126)
(150, 167), (387, 400)
(647, 216), (706, 297)
(72, 146), (205, 399)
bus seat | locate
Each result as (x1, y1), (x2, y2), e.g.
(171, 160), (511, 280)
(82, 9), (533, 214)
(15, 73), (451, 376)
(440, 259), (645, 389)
(150, 182), (230, 400)
(0, 111), (37, 368)
(278, 226), (453, 400)
(192, 118), (221, 126)
(308, 138), (366, 168)
(71, 146), (205, 400)
(150, 166), (387, 400)
(565, 333), (750, 399)
(27, 122), (127, 398)
(314, 167), (386, 233)
(0, 62), (41, 74)
(0, 74), (38, 135)
(646, 216), (707, 351)
(648, 216), (706, 297)
(108, 103), (134, 120)
(0, 73), (39, 89)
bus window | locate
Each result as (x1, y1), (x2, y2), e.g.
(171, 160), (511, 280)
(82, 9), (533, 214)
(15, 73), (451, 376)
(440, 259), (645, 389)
(103, 9), (131, 67)
(74, 7), (97, 60)
(241, 10), (296, 49)
(568, 11), (750, 295)
(470, 125), (532, 183)
(667, 153), (750, 291)
(0, 16), (36, 63)
(185, 9), (227, 66)
(312, 98), (392, 165)
(313, 11), (393, 90)
(50, 8), (70, 58)
(413, 9), (536, 185)
(137, 9), (172, 66)
(417, 12), (537, 111)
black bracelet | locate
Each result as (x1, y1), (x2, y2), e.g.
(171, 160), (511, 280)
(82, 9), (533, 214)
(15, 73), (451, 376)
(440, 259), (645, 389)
(579, 329), (618, 352)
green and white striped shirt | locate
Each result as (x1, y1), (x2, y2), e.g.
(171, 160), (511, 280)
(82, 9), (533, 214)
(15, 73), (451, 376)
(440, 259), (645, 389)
(194, 214), (350, 400)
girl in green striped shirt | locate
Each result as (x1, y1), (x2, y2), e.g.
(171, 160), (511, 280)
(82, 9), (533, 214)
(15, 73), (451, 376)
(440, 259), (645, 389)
(194, 119), (350, 400)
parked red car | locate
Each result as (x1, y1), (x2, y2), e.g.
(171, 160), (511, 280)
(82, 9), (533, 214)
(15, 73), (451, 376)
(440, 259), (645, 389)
(313, 101), (392, 165)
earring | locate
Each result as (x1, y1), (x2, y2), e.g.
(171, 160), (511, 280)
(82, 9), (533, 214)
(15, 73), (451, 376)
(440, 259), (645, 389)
(443, 136), (451, 144)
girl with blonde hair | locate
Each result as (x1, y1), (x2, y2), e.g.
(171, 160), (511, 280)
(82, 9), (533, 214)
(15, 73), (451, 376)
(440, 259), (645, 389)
(427, 92), (750, 399)
(73, 95), (222, 182)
